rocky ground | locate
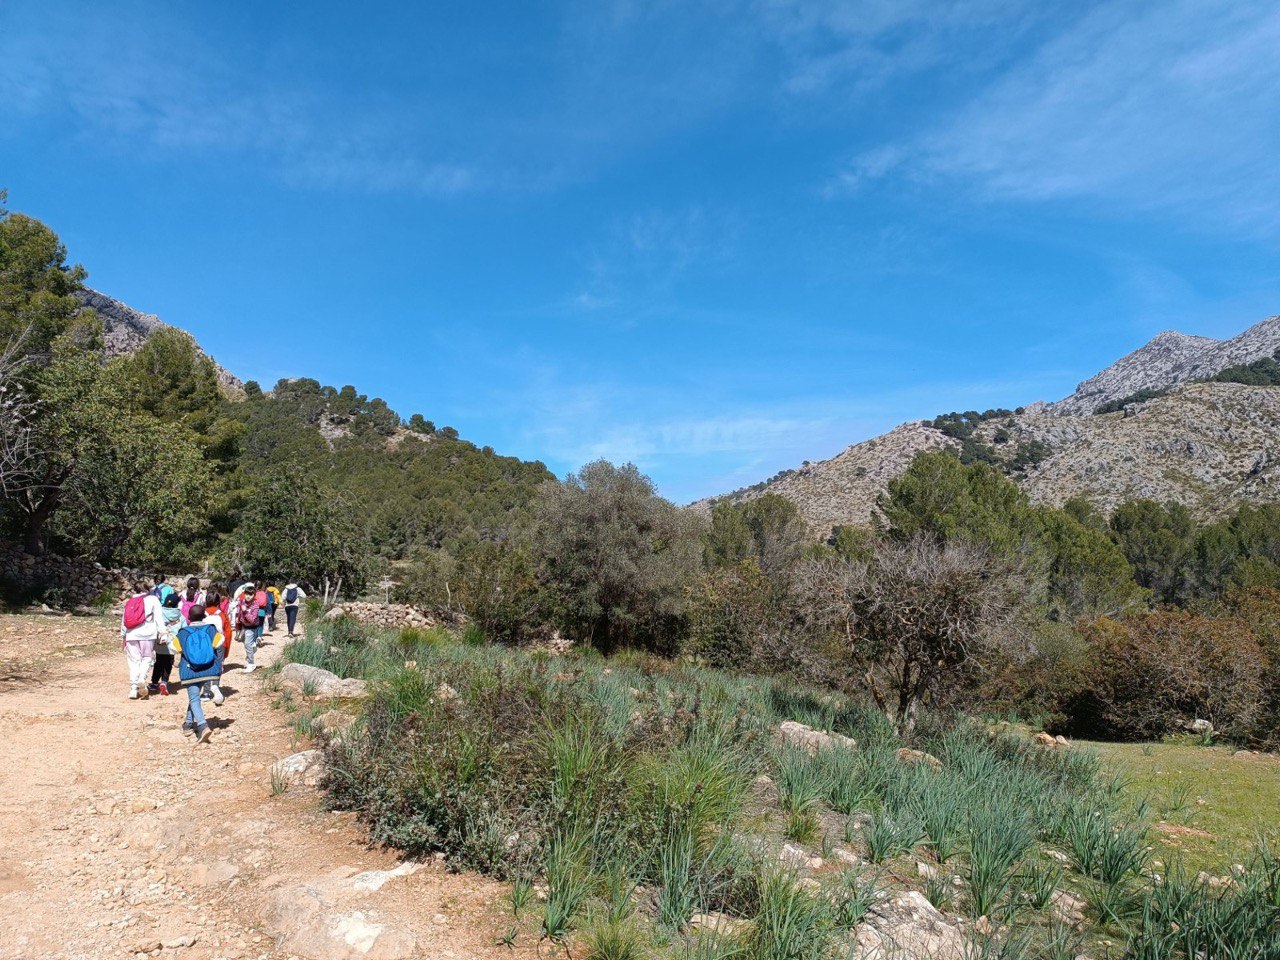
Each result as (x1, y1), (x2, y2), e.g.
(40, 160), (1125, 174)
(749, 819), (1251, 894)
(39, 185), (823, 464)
(0, 613), (524, 960)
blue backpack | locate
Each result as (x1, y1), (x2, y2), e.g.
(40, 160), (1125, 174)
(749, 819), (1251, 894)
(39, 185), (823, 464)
(178, 624), (218, 672)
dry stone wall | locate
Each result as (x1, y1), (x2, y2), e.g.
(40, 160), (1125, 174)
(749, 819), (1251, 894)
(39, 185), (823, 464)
(0, 543), (149, 607)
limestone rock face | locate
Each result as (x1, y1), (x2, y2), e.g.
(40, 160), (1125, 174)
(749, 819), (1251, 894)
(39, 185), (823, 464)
(1048, 316), (1280, 416)
(78, 288), (243, 392)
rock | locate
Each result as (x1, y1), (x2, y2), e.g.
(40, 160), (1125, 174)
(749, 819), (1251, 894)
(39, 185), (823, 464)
(129, 798), (159, 813)
(852, 890), (967, 960)
(434, 683), (458, 701)
(279, 662), (368, 699)
(313, 710), (358, 740)
(896, 748), (942, 770)
(776, 720), (857, 756)
(1185, 718), (1214, 735)
(1034, 732), (1058, 746)
(779, 843), (825, 871)
(272, 750), (327, 788)
(1049, 889), (1087, 927)
(162, 935), (197, 949)
(686, 911), (751, 938)
(351, 863), (420, 893)
(1055, 735), (1069, 746)
(264, 883), (417, 959)
(325, 606), (347, 620)
(835, 848), (862, 867)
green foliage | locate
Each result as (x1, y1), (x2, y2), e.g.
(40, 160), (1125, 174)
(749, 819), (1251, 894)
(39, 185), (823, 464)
(1208, 348), (1280, 386)
(1109, 499), (1196, 604)
(532, 460), (705, 653)
(704, 494), (807, 584)
(0, 210), (87, 356)
(1093, 388), (1170, 415)
(232, 471), (370, 592)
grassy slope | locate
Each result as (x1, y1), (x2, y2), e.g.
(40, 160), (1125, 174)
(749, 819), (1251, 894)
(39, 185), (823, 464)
(1088, 740), (1280, 874)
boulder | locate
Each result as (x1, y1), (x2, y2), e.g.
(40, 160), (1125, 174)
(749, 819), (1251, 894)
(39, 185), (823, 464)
(686, 911), (751, 939)
(273, 750), (327, 788)
(1185, 718), (1214, 735)
(852, 890), (967, 960)
(279, 662), (368, 699)
(776, 720), (857, 756)
(1049, 889), (1087, 928)
(264, 882), (417, 959)
(896, 748), (943, 770)
(313, 710), (358, 741)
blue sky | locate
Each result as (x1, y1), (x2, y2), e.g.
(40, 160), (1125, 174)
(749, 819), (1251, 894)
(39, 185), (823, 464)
(3, 1), (1279, 502)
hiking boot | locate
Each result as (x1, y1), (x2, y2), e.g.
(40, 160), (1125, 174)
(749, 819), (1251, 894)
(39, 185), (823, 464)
(212, 685), (225, 706)
(196, 725), (211, 744)
(182, 722), (195, 737)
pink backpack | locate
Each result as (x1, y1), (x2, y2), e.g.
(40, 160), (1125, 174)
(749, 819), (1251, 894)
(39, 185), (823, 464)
(123, 596), (147, 631)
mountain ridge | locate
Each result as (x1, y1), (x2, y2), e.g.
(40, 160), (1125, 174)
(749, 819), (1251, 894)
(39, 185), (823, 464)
(701, 312), (1280, 533)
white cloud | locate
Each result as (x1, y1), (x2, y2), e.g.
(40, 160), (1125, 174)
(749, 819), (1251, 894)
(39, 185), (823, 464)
(839, 0), (1280, 230)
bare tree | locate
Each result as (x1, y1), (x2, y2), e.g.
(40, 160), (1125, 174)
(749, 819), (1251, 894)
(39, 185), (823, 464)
(796, 537), (1034, 736)
(0, 330), (38, 500)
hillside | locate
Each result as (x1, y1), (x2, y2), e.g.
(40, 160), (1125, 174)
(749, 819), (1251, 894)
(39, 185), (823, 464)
(79, 288), (243, 393)
(703, 314), (1280, 535)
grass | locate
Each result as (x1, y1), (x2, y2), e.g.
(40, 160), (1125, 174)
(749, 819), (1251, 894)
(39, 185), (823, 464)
(280, 615), (1279, 959)
(1087, 740), (1280, 874)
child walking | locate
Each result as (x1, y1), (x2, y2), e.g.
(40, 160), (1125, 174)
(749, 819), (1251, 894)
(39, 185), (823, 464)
(121, 581), (165, 700)
(149, 592), (185, 696)
(235, 583), (263, 673)
(173, 608), (223, 744)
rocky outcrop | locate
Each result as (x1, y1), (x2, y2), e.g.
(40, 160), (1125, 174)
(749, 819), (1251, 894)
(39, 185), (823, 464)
(272, 749), (328, 789)
(77, 288), (243, 393)
(776, 720), (858, 755)
(279, 662), (369, 699)
(264, 871), (418, 960)
(852, 891), (967, 960)
(1048, 315), (1280, 415)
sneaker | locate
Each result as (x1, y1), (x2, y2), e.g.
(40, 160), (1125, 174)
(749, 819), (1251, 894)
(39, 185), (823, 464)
(243, 663), (257, 674)
(128, 686), (139, 700)
(137, 685), (150, 700)
(196, 725), (211, 744)
(158, 681), (169, 696)
(182, 723), (195, 737)
(212, 685), (225, 706)
(200, 689), (213, 701)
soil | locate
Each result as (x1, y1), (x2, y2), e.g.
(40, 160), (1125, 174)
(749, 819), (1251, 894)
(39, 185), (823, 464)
(0, 612), (530, 960)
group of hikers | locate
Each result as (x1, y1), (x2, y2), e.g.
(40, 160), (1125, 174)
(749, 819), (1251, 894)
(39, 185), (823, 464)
(120, 575), (307, 744)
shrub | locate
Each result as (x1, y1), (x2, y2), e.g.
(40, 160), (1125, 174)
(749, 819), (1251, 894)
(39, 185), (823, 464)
(1075, 612), (1267, 739)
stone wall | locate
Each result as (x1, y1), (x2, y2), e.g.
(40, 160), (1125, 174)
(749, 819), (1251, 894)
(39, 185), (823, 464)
(325, 601), (438, 631)
(0, 543), (147, 608)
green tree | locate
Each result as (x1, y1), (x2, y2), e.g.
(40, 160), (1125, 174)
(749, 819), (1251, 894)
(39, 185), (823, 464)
(1109, 499), (1196, 603)
(0, 210), (88, 358)
(704, 493), (807, 582)
(233, 471), (370, 595)
(531, 460), (704, 653)
(1034, 506), (1143, 619)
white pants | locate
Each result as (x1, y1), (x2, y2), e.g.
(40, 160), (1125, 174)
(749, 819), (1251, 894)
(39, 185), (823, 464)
(124, 637), (156, 687)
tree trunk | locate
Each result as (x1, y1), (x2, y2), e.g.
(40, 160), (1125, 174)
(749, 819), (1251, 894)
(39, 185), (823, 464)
(22, 491), (59, 556)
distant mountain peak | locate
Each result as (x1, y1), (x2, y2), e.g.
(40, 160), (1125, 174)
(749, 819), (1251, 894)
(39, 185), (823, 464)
(1047, 314), (1280, 415)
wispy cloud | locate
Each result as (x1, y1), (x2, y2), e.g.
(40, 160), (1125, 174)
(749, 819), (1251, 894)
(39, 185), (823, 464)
(0, 6), (480, 198)
(834, 0), (1280, 231)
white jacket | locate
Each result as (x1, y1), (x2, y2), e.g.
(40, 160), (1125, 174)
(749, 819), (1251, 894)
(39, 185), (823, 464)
(282, 584), (306, 607)
(121, 594), (166, 643)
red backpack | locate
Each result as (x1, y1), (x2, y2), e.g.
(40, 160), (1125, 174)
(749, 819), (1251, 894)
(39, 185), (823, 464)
(123, 596), (148, 631)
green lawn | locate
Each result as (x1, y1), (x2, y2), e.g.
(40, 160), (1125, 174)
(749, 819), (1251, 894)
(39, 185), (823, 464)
(1085, 739), (1280, 874)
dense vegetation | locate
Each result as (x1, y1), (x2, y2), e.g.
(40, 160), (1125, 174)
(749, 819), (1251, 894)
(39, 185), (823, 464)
(281, 616), (1280, 959)
(0, 205), (551, 589)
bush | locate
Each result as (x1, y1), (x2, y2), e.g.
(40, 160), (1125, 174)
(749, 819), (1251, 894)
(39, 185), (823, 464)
(1074, 612), (1267, 740)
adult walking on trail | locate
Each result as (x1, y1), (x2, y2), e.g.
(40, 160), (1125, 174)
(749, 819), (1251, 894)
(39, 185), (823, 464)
(282, 582), (306, 638)
(121, 581), (165, 700)
(174, 608), (224, 744)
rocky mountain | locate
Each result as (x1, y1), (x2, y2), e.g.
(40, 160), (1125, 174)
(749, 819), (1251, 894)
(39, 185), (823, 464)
(1047, 315), (1280, 415)
(702, 313), (1280, 534)
(78, 288), (243, 392)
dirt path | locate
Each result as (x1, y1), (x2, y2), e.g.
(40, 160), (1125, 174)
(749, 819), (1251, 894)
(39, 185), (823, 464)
(0, 614), (528, 960)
